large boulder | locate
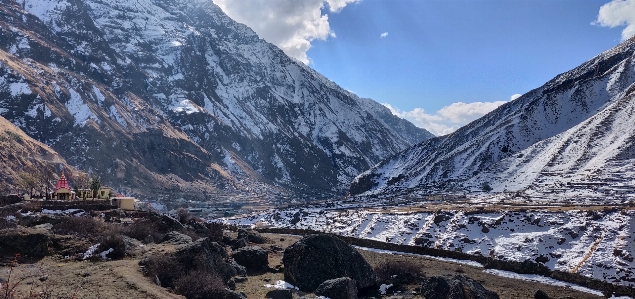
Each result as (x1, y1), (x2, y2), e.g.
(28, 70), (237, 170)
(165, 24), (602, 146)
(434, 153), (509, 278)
(420, 275), (499, 299)
(282, 234), (376, 292)
(160, 231), (193, 245)
(232, 246), (268, 271)
(0, 227), (51, 257)
(315, 277), (358, 299)
(174, 237), (238, 281)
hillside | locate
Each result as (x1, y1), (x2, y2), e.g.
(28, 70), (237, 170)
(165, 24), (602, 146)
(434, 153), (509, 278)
(0, 115), (69, 193)
(0, 0), (432, 198)
(350, 37), (635, 200)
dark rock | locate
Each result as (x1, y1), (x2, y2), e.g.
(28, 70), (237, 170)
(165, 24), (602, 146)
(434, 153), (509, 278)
(265, 289), (293, 299)
(231, 259), (247, 277)
(157, 215), (184, 232)
(269, 245), (284, 252)
(234, 276), (248, 283)
(534, 290), (552, 299)
(174, 238), (237, 281)
(232, 246), (268, 271)
(237, 229), (266, 244)
(315, 277), (358, 299)
(282, 234), (376, 292)
(232, 237), (248, 250)
(160, 231), (193, 245)
(217, 289), (247, 299)
(143, 234), (154, 244)
(421, 275), (499, 299)
(0, 227), (51, 257)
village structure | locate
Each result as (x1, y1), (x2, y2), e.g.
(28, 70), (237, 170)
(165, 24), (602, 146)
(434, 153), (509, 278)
(49, 171), (137, 210)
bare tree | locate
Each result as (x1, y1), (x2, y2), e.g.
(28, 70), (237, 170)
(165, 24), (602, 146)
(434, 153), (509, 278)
(16, 172), (37, 197)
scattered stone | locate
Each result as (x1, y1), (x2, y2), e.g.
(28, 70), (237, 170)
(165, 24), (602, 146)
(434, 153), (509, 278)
(232, 246), (269, 271)
(269, 244), (284, 252)
(265, 289), (293, 299)
(420, 275), (499, 299)
(160, 231), (193, 245)
(282, 234), (376, 292)
(315, 277), (358, 299)
(234, 276), (248, 283)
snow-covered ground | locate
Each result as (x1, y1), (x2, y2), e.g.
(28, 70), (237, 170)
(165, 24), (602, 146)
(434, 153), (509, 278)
(225, 205), (635, 287)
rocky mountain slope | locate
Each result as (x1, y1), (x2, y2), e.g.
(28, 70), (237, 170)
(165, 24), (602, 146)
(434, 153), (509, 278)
(0, 0), (432, 197)
(351, 37), (635, 199)
(0, 115), (69, 193)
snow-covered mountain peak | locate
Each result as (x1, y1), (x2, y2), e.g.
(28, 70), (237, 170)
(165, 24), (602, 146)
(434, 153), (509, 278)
(0, 0), (432, 197)
(350, 37), (635, 200)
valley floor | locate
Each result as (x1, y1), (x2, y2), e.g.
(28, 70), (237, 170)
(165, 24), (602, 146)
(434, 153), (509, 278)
(1, 233), (610, 299)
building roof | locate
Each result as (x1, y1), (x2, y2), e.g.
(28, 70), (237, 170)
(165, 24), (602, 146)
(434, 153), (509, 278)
(55, 171), (70, 191)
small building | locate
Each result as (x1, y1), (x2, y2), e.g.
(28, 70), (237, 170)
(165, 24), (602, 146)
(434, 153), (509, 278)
(97, 186), (111, 199)
(54, 171), (72, 200)
(76, 186), (112, 200)
(112, 197), (137, 210)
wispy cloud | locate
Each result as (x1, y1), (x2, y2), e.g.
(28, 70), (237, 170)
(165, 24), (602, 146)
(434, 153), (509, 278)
(380, 32), (388, 38)
(594, 0), (635, 41)
(383, 99), (509, 136)
(214, 0), (360, 64)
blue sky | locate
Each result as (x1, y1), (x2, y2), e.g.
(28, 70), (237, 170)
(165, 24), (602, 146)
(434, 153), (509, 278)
(215, 0), (634, 135)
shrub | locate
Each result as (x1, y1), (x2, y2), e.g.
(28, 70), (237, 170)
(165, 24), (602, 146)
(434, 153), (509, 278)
(374, 260), (424, 285)
(52, 216), (112, 238)
(143, 254), (185, 288)
(96, 233), (126, 260)
(121, 218), (163, 242)
(177, 208), (193, 224)
(173, 270), (226, 299)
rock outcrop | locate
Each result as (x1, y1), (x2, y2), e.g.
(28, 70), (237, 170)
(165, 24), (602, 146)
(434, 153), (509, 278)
(282, 234), (375, 292)
(315, 277), (358, 299)
(420, 275), (499, 299)
(232, 246), (269, 271)
(174, 237), (239, 281)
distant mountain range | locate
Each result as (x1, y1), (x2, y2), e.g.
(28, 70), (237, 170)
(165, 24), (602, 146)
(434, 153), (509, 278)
(351, 37), (635, 200)
(0, 0), (432, 197)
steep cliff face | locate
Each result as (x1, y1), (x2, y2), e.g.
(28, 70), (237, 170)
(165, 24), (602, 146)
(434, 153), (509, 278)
(0, 0), (432, 197)
(351, 37), (635, 198)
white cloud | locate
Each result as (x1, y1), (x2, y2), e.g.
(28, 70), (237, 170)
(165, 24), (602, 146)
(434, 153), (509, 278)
(595, 0), (635, 41)
(383, 100), (507, 136)
(380, 32), (388, 38)
(510, 94), (522, 101)
(214, 0), (360, 64)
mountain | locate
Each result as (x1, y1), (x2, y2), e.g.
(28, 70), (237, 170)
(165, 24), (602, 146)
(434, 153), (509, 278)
(0, 0), (432, 197)
(0, 115), (70, 193)
(351, 37), (635, 199)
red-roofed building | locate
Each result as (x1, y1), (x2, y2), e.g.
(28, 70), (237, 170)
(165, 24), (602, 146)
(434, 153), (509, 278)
(54, 171), (72, 200)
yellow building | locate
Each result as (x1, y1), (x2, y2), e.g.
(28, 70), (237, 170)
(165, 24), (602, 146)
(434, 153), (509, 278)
(76, 186), (111, 200)
(112, 197), (137, 210)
